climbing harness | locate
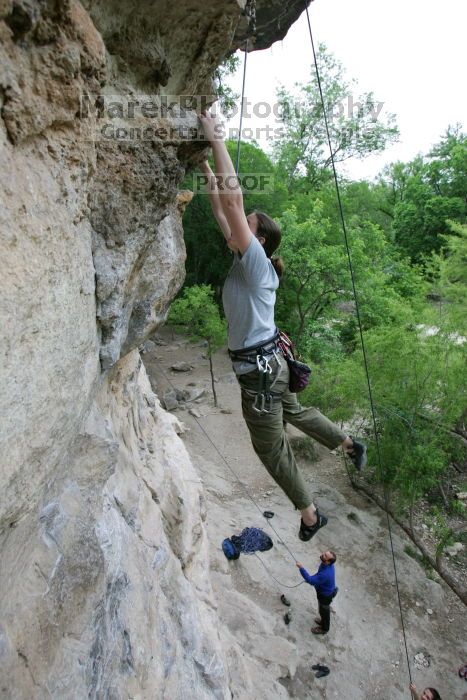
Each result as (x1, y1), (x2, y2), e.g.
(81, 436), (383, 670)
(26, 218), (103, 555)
(228, 330), (283, 414)
(227, 329), (280, 364)
(302, 0), (413, 687)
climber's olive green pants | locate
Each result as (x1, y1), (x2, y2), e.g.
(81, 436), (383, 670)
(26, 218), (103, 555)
(237, 356), (346, 511)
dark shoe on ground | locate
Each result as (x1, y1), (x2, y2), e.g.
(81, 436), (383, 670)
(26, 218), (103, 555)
(348, 437), (367, 472)
(315, 666), (330, 678)
(299, 509), (328, 541)
(311, 626), (327, 635)
(280, 594), (291, 607)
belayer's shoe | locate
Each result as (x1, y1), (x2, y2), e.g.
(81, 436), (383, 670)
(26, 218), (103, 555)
(298, 510), (328, 541)
(315, 665), (330, 677)
(347, 437), (367, 472)
(312, 663), (327, 672)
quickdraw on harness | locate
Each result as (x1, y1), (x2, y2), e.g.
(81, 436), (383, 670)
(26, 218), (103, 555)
(228, 331), (283, 414)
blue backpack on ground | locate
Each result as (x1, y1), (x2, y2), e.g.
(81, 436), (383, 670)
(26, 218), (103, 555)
(222, 527), (273, 559)
(222, 538), (241, 560)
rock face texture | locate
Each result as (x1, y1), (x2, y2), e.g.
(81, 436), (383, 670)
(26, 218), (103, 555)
(0, 0), (309, 696)
(1, 352), (228, 698)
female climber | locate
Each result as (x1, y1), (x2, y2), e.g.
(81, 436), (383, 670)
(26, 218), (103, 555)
(198, 110), (366, 541)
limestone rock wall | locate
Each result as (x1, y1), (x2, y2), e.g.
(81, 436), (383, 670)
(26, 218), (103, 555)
(1, 351), (228, 698)
(0, 0), (309, 696)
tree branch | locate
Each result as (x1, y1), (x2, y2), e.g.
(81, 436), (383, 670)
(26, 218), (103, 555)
(349, 478), (467, 605)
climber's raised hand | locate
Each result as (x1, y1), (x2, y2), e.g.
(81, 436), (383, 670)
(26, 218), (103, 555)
(199, 110), (225, 143)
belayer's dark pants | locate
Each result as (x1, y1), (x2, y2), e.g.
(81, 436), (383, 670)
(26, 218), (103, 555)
(317, 593), (334, 633)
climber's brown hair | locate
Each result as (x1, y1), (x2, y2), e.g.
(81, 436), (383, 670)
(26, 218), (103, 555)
(253, 210), (284, 279)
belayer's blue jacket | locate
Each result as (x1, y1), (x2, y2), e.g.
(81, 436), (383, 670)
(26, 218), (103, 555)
(299, 562), (336, 597)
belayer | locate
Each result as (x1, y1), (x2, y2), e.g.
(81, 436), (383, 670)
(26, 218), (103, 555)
(296, 552), (338, 635)
(199, 110), (366, 541)
(409, 684), (442, 700)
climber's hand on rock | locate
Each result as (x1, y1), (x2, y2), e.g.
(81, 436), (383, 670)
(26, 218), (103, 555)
(199, 110), (225, 142)
(295, 561), (302, 568)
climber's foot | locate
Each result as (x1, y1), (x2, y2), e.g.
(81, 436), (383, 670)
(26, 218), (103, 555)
(299, 510), (328, 541)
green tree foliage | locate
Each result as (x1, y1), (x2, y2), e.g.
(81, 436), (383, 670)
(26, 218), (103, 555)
(381, 126), (467, 260)
(213, 55), (241, 118)
(304, 322), (466, 508)
(168, 285), (226, 406)
(275, 204), (348, 345)
(177, 43), (465, 538)
(275, 203), (424, 357)
(273, 43), (399, 190)
(431, 221), (467, 333)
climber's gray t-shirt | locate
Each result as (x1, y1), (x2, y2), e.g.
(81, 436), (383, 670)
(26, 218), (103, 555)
(222, 235), (279, 375)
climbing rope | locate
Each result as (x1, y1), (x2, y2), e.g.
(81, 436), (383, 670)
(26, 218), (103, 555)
(303, 0), (413, 685)
(234, 38), (249, 175)
(253, 553), (305, 590)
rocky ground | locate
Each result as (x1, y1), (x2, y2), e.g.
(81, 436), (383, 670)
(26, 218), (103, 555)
(142, 327), (467, 700)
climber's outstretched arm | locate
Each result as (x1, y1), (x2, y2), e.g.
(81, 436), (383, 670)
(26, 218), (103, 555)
(199, 160), (236, 249)
(199, 111), (252, 255)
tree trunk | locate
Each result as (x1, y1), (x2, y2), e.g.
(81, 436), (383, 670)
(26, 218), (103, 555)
(349, 477), (467, 605)
(296, 288), (305, 345)
(438, 481), (450, 509)
(208, 343), (218, 407)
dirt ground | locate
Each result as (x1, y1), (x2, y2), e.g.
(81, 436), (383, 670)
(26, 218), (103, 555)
(143, 327), (467, 700)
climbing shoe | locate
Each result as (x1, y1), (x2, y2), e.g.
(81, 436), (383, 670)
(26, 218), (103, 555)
(298, 510), (328, 541)
(311, 626), (327, 635)
(280, 594), (291, 607)
(348, 437), (367, 472)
